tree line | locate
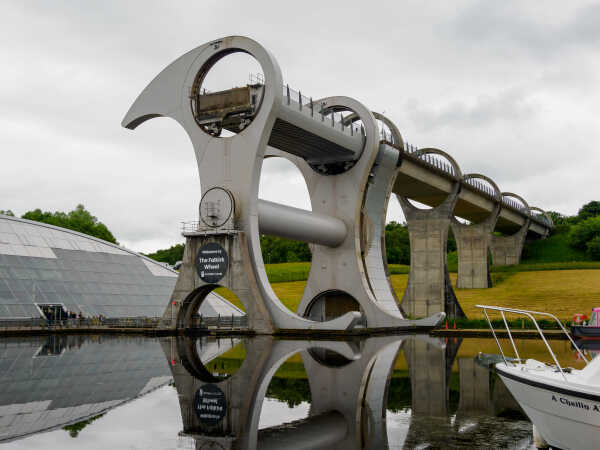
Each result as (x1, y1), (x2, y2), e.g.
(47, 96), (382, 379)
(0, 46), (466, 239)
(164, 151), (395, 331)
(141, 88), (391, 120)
(5, 200), (597, 264)
(547, 201), (600, 260)
(1, 205), (118, 244)
(144, 222), (456, 266)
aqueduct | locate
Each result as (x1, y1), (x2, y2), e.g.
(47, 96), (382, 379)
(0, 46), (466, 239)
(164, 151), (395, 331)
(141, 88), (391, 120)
(122, 36), (552, 333)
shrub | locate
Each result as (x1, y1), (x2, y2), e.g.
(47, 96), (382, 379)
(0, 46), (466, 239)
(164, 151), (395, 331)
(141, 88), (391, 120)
(552, 223), (571, 235)
(568, 216), (600, 250)
(587, 236), (600, 261)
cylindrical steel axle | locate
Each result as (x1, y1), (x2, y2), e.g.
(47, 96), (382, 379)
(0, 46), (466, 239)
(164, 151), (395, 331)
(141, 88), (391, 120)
(258, 199), (347, 247)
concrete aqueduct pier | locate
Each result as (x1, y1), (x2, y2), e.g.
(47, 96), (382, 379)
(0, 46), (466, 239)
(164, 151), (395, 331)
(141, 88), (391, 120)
(122, 36), (552, 333)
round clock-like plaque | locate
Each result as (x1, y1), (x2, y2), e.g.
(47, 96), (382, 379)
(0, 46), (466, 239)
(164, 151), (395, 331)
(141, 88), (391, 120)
(199, 187), (234, 228)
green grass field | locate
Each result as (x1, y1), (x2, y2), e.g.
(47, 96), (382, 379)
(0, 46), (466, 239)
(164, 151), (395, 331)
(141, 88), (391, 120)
(264, 262), (410, 283)
(215, 232), (600, 322)
(216, 267), (600, 321)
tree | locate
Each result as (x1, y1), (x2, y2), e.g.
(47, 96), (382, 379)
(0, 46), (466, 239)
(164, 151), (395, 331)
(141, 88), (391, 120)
(146, 243), (185, 266)
(547, 210), (570, 226)
(568, 216), (600, 260)
(385, 221), (410, 265)
(577, 201), (600, 222)
(587, 236), (600, 260)
(21, 204), (118, 244)
(0, 210), (15, 216)
(259, 236), (311, 263)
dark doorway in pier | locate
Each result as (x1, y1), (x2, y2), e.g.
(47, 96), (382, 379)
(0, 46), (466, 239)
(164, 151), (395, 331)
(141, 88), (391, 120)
(305, 290), (361, 322)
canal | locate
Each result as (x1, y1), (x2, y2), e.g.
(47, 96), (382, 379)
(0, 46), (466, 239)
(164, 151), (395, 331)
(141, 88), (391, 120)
(0, 334), (590, 449)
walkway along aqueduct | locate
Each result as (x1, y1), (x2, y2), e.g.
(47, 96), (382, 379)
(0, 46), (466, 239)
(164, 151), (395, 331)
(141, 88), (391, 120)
(122, 36), (553, 333)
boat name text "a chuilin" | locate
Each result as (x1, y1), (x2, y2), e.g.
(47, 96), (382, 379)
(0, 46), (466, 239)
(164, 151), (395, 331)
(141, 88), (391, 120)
(552, 395), (600, 412)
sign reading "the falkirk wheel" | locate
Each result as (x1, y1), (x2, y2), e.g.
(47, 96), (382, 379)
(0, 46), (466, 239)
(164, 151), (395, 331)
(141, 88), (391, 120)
(122, 35), (552, 333)
(196, 243), (228, 284)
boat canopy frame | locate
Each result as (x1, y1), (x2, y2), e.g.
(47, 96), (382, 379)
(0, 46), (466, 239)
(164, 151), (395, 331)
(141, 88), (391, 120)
(476, 304), (589, 382)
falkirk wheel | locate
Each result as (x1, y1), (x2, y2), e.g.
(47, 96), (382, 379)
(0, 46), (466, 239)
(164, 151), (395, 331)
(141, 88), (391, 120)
(122, 35), (444, 332)
(122, 35), (552, 332)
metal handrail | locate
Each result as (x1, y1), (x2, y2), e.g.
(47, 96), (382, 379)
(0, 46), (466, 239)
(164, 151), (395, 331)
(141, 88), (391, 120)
(0, 315), (249, 330)
(476, 304), (589, 382)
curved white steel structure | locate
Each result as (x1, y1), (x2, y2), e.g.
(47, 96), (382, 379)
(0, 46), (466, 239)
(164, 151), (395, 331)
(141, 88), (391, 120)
(122, 36), (552, 331)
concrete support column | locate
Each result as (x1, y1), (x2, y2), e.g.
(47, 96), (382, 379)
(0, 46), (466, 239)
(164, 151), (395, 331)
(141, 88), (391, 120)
(490, 223), (529, 266)
(491, 192), (531, 266)
(398, 188), (464, 319)
(451, 220), (495, 288)
(451, 174), (501, 289)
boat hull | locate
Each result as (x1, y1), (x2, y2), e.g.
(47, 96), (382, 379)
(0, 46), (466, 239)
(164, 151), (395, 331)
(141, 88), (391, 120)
(571, 325), (600, 339)
(497, 366), (600, 450)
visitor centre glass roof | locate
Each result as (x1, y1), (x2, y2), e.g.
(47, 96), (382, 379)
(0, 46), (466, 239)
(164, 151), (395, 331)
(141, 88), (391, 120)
(0, 215), (243, 319)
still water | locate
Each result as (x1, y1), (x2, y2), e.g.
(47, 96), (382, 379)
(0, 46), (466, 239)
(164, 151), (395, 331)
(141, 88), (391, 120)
(0, 334), (590, 449)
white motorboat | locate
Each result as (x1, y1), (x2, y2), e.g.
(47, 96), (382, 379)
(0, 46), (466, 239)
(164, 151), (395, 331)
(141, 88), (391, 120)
(477, 305), (600, 450)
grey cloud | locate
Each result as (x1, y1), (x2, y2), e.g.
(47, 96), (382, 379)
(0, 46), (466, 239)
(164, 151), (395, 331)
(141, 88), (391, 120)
(1, 0), (598, 253)
(405, 87), (536, 132)
(447, 1), (600, 58)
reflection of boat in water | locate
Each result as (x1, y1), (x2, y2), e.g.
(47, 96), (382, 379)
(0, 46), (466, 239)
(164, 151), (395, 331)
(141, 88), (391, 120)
(571, 307), (600, 339)
(575, 339), (600, 353)
(478, 304), (600, 450)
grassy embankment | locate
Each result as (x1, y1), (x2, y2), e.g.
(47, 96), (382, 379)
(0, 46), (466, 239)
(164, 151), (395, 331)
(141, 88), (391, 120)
(215, 232), (600, 322)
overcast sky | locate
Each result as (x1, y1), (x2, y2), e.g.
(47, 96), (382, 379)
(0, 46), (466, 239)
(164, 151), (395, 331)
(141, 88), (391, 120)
(2, 1), (599, 253)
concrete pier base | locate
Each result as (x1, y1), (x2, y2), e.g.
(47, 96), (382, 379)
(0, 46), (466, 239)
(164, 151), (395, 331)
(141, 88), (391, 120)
(451, 220), (494, 289)
(163, 232), (275, 334)
(398, 191), (465, 319)
(490, 224), (529, 266)
(452, 174), (501, 289)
